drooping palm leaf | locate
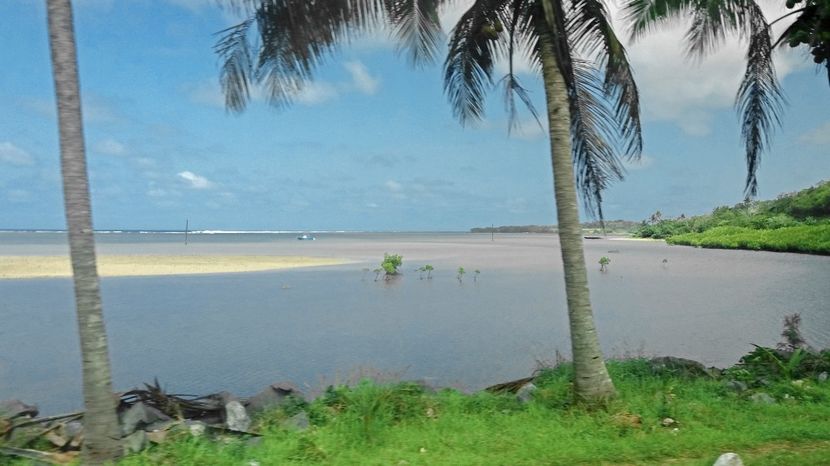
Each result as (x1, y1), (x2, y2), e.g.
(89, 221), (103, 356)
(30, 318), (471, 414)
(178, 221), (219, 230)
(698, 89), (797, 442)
(383, 0), (444, 66)
(736, 3), (784, 197)
(568, 0), (643, 157)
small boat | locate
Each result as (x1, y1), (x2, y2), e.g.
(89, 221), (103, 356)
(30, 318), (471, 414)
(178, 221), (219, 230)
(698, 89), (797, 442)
(297, 233), (316, 240)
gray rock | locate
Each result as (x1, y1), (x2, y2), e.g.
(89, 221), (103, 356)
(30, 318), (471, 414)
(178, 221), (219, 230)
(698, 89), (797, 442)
(712, 452), (744, 466)
(724, 380), (748, 393)
(119, 402), (171, 435)
(224, 400), (251, 432)
(245, 382), (303, 416)
(282, 411), (310, 431)
(649, 357), (710, 378)
(187, 420), (206, 437)
(123, 430), (147, 454)
(749, 392), (776, 404)
(818, 372), (828, 383)
(0, 399), (38, 419)
(516, 383), (537, 404)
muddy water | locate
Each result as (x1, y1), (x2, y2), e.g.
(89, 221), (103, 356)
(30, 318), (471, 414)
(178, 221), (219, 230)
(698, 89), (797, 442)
(1, 232), (828, 413)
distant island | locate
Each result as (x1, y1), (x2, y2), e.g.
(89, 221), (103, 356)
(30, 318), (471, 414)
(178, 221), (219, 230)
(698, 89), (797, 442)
(470, 220), (641, 235)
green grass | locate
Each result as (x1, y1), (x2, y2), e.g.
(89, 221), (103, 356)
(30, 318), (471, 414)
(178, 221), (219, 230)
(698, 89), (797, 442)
(110, 360), (830, 465)
(667, 224), (830, 255)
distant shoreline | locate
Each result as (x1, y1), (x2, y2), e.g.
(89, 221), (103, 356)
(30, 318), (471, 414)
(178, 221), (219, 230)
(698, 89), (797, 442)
(0, 255), (351, 280)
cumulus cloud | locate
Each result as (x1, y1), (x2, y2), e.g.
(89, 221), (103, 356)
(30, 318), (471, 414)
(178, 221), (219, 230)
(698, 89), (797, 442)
(385, 180), (403, 192)
(344, 61), (381, 95)
(0, 142), (35, 166)
(294, 81), (339, 105)
(799, 121), (830, 145)
(177, 170), (214, 189)
(94, 138), (127, 156)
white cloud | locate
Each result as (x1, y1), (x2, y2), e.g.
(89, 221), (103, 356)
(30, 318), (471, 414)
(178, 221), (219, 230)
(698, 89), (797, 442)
(294, 82), (339, 105)
(385, 180), (403, 192)
(177, 170), (214, 189)
(0, 142), (34, 166)
(94, 138), (126, 156)
(799, 121), (830, 145)
(344, 61), (380, 95)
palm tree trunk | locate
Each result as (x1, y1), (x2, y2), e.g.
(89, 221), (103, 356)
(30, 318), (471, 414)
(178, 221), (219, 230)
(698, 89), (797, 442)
(46, 0), (122, 462)
(537, 23), (616, 403)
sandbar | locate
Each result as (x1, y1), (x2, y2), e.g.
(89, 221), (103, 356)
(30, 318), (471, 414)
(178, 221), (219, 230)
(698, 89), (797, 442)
(0, 255), (351, 279)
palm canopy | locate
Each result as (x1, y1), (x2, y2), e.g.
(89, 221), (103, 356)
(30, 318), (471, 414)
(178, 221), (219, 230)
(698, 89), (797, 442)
(216, 0), (641, 220)
(624, 0), (829, 198)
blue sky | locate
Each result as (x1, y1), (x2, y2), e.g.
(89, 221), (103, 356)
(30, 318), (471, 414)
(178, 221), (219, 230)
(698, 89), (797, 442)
(0, 0), (828, 231)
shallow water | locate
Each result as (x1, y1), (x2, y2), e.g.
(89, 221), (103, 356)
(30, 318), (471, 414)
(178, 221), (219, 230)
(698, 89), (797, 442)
(1, 232), (828, 414)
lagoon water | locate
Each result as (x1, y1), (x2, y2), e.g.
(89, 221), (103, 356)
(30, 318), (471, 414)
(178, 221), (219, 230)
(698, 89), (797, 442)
(1, 231), (829, 414)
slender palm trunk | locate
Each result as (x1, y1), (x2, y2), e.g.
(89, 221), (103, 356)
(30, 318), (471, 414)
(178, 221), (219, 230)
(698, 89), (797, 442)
(46, 0), (122, 462)
(538, 24), (616, 403)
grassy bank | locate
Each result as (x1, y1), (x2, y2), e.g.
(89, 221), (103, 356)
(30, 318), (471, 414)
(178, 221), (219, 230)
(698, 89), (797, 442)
(107, 357), (830, 465)
(667, 224), (830, 255)
(634, 181), (830, 254)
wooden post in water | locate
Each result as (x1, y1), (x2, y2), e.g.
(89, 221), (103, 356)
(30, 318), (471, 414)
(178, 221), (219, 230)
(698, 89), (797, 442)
(184, 219), (189, 246)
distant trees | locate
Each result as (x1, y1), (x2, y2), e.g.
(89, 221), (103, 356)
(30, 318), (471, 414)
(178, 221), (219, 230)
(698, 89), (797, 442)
(46, 0), (121, 463)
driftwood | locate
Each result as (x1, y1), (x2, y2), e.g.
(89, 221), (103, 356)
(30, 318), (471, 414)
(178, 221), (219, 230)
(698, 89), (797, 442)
(0, 446), (78, 465)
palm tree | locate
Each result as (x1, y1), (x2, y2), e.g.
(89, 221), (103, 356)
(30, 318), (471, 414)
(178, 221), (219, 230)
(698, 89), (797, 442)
(46, 0), (122, 462)
(624, 0), (830, 198)
(215, 0), (641, 403)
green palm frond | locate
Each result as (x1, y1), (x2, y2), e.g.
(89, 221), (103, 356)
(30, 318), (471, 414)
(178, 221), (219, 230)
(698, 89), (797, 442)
(443, 0), (509, 125)
(568, 0), (643, 157)
(624, 0), (696, 40)
(215, 19), (255, 112)
(736, 4), (784, 197)
(383, 0), (445, 67)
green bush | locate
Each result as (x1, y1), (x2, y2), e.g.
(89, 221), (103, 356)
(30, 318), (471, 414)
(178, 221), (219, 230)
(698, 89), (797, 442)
(380, 253), (403, 276)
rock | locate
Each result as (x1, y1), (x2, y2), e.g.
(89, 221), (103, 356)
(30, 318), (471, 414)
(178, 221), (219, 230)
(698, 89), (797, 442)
(712, 452), (744, 466)
(63, 420), (84, 448)
(0, 399), (38, 419)
(123, 430), (147, 454)
(749, 392), (776, 404)
(224, 400), (251, 432)
(661, 417), (677, 427)
(187, 421), (206, 437)
(245, 382), (303, 417)
(282, 411), (310, 431)
(146, 430), (168, 444)
(724, 380), (748, 393)
(120, 402), (171, 435)
(516, 383), (537, 403)
(818, 372), (828, 383)
(649, 357), (710, 378)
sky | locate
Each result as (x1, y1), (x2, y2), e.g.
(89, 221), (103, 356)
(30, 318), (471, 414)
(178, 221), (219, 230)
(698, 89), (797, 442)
(0, 0), (828, 231)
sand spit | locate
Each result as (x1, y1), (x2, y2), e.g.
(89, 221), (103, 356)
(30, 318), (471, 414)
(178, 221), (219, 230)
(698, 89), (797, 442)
(0, 255), (350, 279)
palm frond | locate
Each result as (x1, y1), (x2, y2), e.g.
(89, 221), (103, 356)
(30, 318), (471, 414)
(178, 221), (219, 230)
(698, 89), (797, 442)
(569, 59), (627, 219)
(215, 19), (255, 112)
(623, 0), (695, 41)
(383, 0), (444, 67)
(215, 0), (386, 112)
(443, 0), (509, 125)
(501, 0), (543, 133)
(735, 4), (784, 198)
(568, 0), (643, 158)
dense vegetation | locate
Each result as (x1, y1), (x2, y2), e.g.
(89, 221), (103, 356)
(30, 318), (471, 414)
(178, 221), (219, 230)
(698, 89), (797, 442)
(470, 220), (640, 235)
(114, 345), (830, 465)
(634, 181), (830, 254)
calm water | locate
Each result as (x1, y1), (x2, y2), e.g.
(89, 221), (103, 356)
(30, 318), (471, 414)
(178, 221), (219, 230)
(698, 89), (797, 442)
(1, 232), (828, 414)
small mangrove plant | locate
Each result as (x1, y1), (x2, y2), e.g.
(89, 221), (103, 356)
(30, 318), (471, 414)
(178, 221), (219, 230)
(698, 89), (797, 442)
(457, 266), (466, 283)
(380, 253), (403, 280)
(599, 256), (610, 272)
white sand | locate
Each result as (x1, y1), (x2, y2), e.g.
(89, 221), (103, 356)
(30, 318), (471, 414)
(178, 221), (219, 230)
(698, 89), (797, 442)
(0, 255), (351, 279)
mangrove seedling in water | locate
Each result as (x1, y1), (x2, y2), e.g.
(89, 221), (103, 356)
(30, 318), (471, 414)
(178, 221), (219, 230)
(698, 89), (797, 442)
(474, 269), (480, 282)
(424, 264), (434, 279)
(373, 268), (383, 282)
(381, 253), (403, 278)
(599, 257), (610, 272)
(457, 266), (466, 283)
(417, 266), (426, 280)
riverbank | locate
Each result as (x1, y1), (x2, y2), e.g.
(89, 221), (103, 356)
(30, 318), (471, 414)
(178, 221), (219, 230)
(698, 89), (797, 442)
(0, 255), (351, 279)
(667, 225), (830, 255)
(9, 357), (826, 465)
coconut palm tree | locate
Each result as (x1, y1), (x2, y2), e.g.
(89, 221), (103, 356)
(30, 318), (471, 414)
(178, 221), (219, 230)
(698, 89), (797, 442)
(215, 0), (641, 403)
(624, 0), (830, 198)
(46, 0), (122, 462)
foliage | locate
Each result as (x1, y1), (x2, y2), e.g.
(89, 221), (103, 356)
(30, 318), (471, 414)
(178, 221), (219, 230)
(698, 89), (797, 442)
(115, 357), (830, 466)
(632, 181), (830, 254)
(380, 253), (403, 277)
(598, 256), (610, 271)
(456, 267), (465, 283)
